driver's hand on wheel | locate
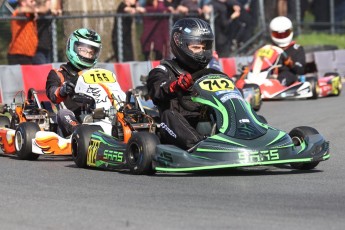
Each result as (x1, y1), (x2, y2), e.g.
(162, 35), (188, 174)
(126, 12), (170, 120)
(282, 55), (294, 68)
(59, 81), (75, 97)
(169, 73), (194, 93)
(272, 46), (293, 67)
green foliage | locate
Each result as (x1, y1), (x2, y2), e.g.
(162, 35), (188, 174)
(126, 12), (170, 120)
(296, 33), (345, 49)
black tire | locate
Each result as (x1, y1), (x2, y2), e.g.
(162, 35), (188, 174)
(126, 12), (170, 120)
(307, 76), (319, 100)
(15, 122), (40, 160)
(71, 125), (103, 168)
(288, 126), (320, 170)
(126, 132), (160, 175)
(0, 116), (10, 128)
(324, 72), (339, 77)
(257, 115), (267, 124)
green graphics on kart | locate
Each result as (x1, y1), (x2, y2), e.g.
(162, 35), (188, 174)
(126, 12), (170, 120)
(73, 70), (330, 175)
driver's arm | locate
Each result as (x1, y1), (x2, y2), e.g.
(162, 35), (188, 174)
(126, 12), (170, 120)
(147, 66), (177, 105)
(46, 69), (64, 104)
(287, 45), (306, 75)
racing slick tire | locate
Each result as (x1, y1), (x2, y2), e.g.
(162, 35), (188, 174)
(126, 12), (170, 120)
(71, 125), (103, 168)
(257, 115), (267, 124)
(0, 116), (10, 128)
(126, 132), (160, 175)
(289, 126), (320, 170)
(307, 76), (319, 100)
(15, 122), (40, 160)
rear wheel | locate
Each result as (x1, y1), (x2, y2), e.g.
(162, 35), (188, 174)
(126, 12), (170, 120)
(15, 122), (40, 160)
(71, 125), (103, 168)
(324, 72), (342, 96)
(0, 116), (10, 128)
(333, 76), (342, 96)
(126, 132), (160, 175)
(257, 115), (267, 124)
(289, 126), (320, 170)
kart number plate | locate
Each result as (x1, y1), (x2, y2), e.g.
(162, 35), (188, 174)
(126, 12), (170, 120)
(82, 69), (116, 84)
(257, 48), (274, 58)
(199, 79), (234, 92)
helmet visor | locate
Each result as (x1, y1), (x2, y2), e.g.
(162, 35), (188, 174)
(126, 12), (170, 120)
(271, 29), (292, 39)
(185, 38), (213, 50)
(74, 42), (100, 60)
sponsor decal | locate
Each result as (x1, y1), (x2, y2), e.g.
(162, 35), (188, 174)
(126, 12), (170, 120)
(238, 149), (280, 162)
(155, 65), (167, 72)
(64, 115), (79, 126)
(184, 28), (191, 33)
(103, 149), (124, 162)
(220, 92), (243, 102)
(239, 119), (250, 123)
(160, 122), (177, 138)
(86, 85), (107, 104)
(87, 140), (100, 166)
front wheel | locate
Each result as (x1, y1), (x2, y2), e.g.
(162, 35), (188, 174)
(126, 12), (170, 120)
(126, 132), (160, 175)
(307, 77), (319, 100)
(15, 122), (40, 160)
(71, 125), (103, 168)
(289, 126), (320, 170)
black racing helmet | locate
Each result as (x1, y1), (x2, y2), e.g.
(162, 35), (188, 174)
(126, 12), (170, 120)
(170, 18), (214, 71)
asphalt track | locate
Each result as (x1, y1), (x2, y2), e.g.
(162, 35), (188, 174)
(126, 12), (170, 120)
(1, 88), (344, 230)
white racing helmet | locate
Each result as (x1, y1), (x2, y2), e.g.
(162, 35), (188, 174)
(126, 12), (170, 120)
(269, 16), (293, 47)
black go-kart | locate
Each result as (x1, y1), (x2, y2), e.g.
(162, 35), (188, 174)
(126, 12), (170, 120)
(71, 69), (330, 175)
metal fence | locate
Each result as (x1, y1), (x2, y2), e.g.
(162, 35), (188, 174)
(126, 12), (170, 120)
(0, 0), (344, 65)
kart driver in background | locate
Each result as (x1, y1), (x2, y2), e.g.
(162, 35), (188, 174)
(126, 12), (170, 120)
(46, 28), (125, 137)
(269, 16), (306, 86)
(147, 18), (223, 150)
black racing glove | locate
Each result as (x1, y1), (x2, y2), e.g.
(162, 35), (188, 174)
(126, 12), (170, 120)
(59, 81), (75, 97)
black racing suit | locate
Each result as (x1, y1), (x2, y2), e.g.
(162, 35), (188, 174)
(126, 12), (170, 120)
(46, 62), (82, 137)
(278, 41), (306, 86)
(147, 59), (204, 150)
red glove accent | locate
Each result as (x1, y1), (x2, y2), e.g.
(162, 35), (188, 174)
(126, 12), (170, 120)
(169, 73), (194, 92)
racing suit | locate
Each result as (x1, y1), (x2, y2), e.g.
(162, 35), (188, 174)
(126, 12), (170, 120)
(278, 41), (306, 86)
(147, 59), (204, 150)
(46, 62), (82, 137)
